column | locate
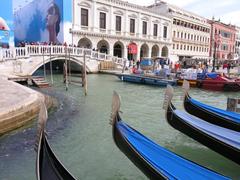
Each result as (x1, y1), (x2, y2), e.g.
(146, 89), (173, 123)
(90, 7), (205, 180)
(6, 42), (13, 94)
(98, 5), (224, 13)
(109, 6), (113, 34)
(109, 43), (114, 56)
(124, 9), (128, 36)
(149, 16), (152, 38)
(137, 12), (141, 37)
(148, 45), (152, 58)
(124, 45), (128, 59)
(159, 19), (162, 40)
(137, 44), (141, 60)
(92, 0), (97, 31)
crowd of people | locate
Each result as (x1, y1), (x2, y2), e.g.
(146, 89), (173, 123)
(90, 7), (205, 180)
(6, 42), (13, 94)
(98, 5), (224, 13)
(16, 41), (77, 47)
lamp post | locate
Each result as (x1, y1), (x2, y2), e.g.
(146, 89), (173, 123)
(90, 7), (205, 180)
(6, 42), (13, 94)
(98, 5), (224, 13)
(212, 41), (217, 72)
(212, 33), (221, 72)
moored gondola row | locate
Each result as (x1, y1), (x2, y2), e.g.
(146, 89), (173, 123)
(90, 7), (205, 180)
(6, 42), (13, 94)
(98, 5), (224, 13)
(110, 81), (240, 179)
(35, 80), (239, 179)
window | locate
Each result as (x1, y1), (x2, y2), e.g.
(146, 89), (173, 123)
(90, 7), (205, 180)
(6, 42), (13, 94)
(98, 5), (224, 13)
(153, 24), (158, 36)
(173, 44), (175, 49)
(116, 16), (121, 31)
(163, 26), (167, 38)
(81, 8), (88, 26)
(222, 44), (228, 51)
(130, 19), (135, 33)
(100, 12), (106, 29)
(142, 21), (147, 35)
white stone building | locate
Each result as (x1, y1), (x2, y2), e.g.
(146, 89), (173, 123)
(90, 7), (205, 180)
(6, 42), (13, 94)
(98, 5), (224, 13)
(235, 26), (240, 60)
(71, 0), (172, 61)
(148, 1), (211, 63)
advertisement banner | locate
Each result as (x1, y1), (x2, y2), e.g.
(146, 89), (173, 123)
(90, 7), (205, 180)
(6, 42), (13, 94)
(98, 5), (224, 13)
(13, 0), (64, 45)
(0, 0), (14, 48)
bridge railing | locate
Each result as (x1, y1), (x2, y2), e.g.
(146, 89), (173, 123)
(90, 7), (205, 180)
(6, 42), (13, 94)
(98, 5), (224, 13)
(1, 45), (125, 66)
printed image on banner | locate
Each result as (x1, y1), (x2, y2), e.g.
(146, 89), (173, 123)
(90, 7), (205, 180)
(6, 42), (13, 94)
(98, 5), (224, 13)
(0, 0), (14, 48)
(13, 0), (64, 45)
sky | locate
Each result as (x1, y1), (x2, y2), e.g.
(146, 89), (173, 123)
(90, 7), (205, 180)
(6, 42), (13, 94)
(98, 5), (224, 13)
(127, 0), (240, 26)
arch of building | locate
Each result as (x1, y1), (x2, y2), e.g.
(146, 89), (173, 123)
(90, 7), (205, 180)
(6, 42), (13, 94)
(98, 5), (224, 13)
(78, 38), (92, 48)
(151, 44), (159, 58)
(97, 40), (110, 54)
(113, 41), (124, 58)
(29, 56), (91, 75)
(161, 46), (169, 57)
(140, 43), (149, 59)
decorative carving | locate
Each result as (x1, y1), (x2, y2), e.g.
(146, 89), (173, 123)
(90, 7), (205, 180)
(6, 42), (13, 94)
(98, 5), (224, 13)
(114, 10), (124, 16)
(97, 6), (109, 12)
(78, 2), (91, 8)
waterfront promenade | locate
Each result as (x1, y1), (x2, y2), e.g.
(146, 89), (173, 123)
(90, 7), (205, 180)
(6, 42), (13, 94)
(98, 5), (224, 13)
(0, 77), (52, 135)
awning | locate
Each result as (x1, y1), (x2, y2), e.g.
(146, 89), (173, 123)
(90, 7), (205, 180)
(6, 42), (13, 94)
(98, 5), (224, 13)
(128, 43), (137, 54)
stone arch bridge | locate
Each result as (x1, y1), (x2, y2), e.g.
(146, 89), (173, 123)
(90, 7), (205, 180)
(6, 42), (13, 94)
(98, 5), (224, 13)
(0, 45), (126, 76)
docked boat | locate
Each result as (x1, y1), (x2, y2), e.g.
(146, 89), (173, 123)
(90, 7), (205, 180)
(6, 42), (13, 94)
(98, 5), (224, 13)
(36, 102), (76, 180)
(177, 79), (197, 87)
(165, 86), (240, 165)
(117, 73), (177, 87)
(182, 80), (240, 132)
(196, 73), (240, 91)
(110, 91), (230, 179)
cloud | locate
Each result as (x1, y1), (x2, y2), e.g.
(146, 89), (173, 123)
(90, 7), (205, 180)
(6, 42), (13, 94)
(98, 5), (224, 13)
(127, 0), (240, 26)
(166, 0), (198, 8)
(220, 10), (240, 26)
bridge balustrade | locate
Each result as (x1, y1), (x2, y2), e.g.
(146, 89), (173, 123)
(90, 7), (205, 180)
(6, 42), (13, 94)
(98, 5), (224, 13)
(1, 45), (125, 67)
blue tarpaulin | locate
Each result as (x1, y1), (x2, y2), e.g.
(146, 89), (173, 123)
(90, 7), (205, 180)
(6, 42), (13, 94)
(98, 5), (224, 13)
(117, 120), (230, 179)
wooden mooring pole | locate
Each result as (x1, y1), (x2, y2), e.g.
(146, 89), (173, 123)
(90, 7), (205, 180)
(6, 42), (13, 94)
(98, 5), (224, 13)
(227, 98), (240, 113)
(64, 46), (68, 91)
(83, 50), (87, 96)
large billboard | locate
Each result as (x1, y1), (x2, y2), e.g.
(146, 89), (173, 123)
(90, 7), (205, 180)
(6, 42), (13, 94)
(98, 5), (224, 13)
(13, 0), (65, 45)
(0, 0), (14, 48)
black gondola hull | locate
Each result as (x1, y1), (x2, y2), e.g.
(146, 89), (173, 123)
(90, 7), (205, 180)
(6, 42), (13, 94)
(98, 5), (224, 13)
(113, 115), (166, 180)
(184, 95), (240, 132)
(37, 132), (76, 180)
(166, 105), (240, 165)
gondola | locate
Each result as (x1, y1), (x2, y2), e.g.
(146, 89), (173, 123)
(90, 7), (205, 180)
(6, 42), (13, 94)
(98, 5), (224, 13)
(165, 86), (240, 165)
(182, 80), (240, 132)
(36, 102), (76, 180)
(110, 91), (230, 179)
(117, 73), (177, 87)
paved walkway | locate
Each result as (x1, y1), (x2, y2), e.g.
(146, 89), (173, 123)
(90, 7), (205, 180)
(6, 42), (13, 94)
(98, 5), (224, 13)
(0, 78), (45, 135)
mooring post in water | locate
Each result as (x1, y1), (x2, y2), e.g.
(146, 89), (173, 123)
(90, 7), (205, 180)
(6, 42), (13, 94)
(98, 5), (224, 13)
(64, 45), (68, 91)
(227, 98), (240, 113)
(68, 48), (71, 83)
(83, 49), (87, 96)
(42, 48), (46, 80)
(50, 44), (53, 85)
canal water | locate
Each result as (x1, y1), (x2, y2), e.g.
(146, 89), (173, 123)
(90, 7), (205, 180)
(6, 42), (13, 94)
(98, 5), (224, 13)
(0, 74), (239, 179)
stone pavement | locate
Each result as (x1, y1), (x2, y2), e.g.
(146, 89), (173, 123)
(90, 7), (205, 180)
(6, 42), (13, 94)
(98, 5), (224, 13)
(0, 77), (45, 135)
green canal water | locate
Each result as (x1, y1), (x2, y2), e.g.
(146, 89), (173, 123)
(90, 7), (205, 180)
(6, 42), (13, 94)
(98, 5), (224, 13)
(0, 74), (240, 179)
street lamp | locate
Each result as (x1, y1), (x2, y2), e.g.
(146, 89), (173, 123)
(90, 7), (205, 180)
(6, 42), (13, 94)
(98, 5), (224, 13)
(212, 33), (221, 72)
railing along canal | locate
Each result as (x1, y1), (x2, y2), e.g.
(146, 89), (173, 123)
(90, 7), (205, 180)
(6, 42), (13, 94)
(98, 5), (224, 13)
(0, 45), (126, 66)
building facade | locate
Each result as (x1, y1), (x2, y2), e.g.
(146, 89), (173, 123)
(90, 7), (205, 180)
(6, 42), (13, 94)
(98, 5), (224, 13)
(208, 19), (236, 62)
(148, 1), (211, 63)
(235, 26), (240, 60)
(71, 0), (172, 61)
